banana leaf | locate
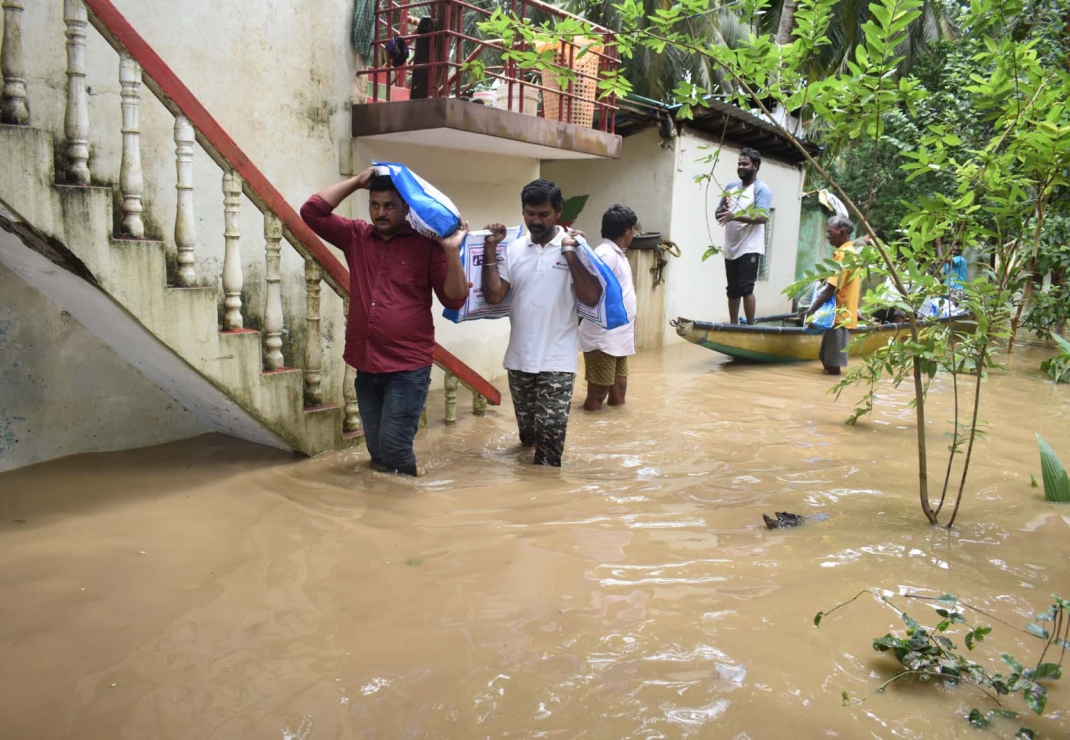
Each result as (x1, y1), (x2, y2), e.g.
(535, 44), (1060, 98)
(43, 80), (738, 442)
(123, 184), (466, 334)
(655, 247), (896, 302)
(1036, 432), (1070, 504)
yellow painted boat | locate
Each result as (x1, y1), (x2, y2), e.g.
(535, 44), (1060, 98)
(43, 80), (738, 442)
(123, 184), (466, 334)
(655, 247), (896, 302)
(672, 314), (971, 363)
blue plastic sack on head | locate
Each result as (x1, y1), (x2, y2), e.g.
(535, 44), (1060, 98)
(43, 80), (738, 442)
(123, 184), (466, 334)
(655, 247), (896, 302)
(442, 225), (525, 323)
(575, 237), (628, 330)
(372, 161), (460, 239)
(803, 281), (836, 334)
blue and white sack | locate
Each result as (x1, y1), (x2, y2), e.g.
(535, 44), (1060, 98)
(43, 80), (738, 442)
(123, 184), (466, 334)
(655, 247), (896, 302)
(442, 225), (525, 323)
(575, 237), (629, 330)
(372, 161), (460, 238)
(803, 281), (837, 334)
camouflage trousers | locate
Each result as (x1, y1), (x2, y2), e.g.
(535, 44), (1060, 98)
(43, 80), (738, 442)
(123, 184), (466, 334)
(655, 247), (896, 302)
(507, 369), (575, 467)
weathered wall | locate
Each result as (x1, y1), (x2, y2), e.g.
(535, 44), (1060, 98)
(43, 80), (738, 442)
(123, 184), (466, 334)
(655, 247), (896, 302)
(542, 128), (676, 240)
(0, 261), (206, 472)
(15, 0), (356, 402)
(665, 128), (805, 340)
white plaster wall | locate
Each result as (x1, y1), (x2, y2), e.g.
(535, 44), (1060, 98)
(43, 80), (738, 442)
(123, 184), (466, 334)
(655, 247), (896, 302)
(352, 139), (540, 383)
(14, 0), (356, 406)
(665, 128), (804, 340)
(0, 262), (206, 472)
(541, 127), (676, 241)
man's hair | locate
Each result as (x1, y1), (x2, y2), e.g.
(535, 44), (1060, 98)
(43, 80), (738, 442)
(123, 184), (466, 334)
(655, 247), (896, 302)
(368, 175), (400, 194)
(601, 204), (638, 240)
(740, 147), (762, 169)
(521, 178), (563, 211)
(828, 215), (854, 234)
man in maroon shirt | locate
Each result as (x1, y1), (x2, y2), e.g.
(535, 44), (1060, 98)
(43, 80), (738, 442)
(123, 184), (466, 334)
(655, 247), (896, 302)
(300, 167), (468, 476)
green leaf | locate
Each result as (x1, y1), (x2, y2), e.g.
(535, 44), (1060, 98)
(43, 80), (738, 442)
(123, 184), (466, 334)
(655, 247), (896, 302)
(1031, 474), (1039, 487)
(559, 195), (589, 226)
(968, 708), (990, 728)
(1025, 622), (1049, 640)
(814, 611), (824, 627)
(1023, 683), (1047, 714)
(1034, 662), (1062, 679)
(406, 558), (423, 566)
(1036, 433), (1070, 503)
(1001, 654), (1024, 673)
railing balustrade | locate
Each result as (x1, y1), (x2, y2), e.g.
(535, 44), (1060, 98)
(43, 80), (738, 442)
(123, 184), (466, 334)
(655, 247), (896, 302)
(4, 0), (500, 441)
(357, 0), (619, 134)
(1, 1), (30, 125)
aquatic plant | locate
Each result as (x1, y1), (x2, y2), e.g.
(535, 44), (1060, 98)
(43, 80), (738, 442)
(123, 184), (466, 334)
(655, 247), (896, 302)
(1039, 332), (1070, 384)
(815, 590), (1070, 736)
(1035, 433), (1070, 504)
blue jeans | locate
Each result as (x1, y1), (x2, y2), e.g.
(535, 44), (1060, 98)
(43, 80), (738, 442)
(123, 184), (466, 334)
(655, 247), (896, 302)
(354, 366), (432, 476)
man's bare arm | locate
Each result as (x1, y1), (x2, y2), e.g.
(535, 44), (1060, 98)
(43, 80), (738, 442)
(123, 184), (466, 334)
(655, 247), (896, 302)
(481, 223), (511, 304)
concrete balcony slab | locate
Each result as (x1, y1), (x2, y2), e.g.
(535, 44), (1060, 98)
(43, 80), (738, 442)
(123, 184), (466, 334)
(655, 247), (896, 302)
(352, 98), (622, 160)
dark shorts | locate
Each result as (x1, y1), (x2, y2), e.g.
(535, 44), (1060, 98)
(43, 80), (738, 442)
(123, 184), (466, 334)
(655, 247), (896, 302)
(725, 253), (761, 299)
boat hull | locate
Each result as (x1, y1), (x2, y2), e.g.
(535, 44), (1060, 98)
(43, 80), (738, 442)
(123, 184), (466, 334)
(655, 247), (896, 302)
(673, 316), (967, 363)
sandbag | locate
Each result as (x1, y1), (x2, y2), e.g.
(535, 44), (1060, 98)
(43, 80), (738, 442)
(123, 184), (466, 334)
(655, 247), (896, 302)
(574, 237), (629, 330)
(442, 225), (525, 323)
(372, 161), (460, 239)
(803, 281), (837, 334)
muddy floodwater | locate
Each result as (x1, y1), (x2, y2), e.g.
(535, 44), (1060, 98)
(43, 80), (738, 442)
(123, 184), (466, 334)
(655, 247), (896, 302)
(3, 342), (1070, 739)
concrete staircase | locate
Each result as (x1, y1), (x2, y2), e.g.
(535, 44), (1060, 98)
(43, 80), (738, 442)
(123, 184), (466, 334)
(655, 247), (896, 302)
(0, 123), (350, 455)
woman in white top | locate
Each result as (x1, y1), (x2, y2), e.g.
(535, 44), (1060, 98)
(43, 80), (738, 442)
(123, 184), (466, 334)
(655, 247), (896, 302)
(579, 205), (640, 411)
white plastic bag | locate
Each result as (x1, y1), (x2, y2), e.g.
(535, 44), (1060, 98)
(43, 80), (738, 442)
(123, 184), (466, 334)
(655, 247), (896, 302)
(442, 226), (525, 322)
(574, 238), (629, 330)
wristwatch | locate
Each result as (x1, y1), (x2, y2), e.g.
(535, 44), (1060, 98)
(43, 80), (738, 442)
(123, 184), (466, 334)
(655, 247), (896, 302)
(561, 245), (577, 254)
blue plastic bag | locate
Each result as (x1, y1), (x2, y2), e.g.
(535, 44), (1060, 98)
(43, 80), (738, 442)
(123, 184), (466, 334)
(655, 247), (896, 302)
(372, 161), (460, 239)
(575, 237), (629, 330)
(803, 281), (836, 334)
(442, 225), (525, 323)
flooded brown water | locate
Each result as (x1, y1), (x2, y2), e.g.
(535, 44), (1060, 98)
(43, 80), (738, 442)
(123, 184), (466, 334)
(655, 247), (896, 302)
(2, 342), (1070, 739)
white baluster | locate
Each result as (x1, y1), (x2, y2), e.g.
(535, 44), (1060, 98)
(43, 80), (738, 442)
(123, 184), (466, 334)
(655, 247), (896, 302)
(263, 213), (284, 369)
(222, 170), (243, 330)
(444, 372), (459, 424)
(0, 1), (29, 125)
(63, 0), (90, 184)
(473, 392), (487, 416)
(304, 260), (323, 406)
(118, 54), (144, 237)
(342, 297), (361, 434)
(173, 115), (197, 286)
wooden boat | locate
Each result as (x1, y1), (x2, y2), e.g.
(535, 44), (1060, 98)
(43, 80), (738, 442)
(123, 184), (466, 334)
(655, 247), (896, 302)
(672, 313), (971, 363)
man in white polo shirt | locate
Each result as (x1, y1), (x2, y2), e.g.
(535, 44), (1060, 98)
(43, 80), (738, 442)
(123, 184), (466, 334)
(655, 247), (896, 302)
(480, 179), (604, 467)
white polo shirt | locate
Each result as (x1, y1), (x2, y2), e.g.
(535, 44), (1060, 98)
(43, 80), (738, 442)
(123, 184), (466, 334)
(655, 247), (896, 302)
(498, 226), (580, 374)
(578, 239), (637, 356)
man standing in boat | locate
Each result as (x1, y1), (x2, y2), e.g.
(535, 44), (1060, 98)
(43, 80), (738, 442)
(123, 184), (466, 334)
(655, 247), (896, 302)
(805, 215), (860, 375)
(715, 147), (772, 325)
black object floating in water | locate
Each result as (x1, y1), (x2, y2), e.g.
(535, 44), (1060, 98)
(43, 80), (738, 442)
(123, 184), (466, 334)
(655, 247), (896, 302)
(763, 511), (806, 529)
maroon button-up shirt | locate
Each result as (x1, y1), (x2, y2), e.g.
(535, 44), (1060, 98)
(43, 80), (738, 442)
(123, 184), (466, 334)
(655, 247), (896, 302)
(300, 194), (466, 373)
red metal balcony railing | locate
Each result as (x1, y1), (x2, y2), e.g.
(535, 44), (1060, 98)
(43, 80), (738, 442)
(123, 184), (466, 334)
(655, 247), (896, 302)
(358, 0), (618, 134)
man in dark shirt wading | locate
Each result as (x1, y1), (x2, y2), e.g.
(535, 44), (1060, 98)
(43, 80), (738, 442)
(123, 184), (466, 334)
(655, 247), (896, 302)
(301, 167), (469, 476)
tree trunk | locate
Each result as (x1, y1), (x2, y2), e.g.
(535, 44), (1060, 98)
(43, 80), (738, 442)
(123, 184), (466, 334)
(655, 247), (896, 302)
(776, 0), (799, 45)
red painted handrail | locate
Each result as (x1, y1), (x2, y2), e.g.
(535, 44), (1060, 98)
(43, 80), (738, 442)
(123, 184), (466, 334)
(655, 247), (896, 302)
(81, 0), (500, 405)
